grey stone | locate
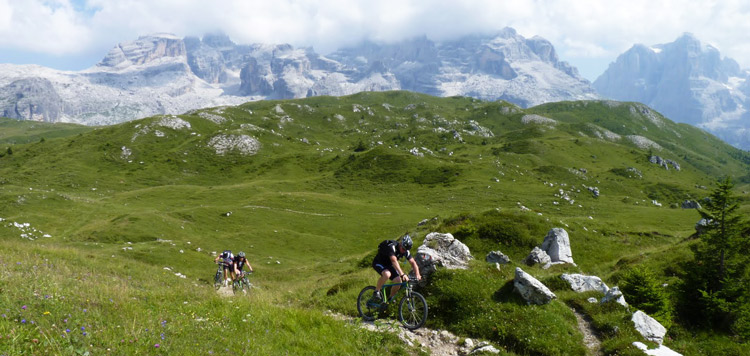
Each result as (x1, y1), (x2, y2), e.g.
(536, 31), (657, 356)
(541, 228), (574, 264)
(514, 267), (557, 305)
(486, 251), (510, 264)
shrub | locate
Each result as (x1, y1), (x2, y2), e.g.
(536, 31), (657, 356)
(619, 266), (673, 328)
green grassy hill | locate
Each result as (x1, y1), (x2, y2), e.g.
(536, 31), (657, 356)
(1, 91), (748, 355)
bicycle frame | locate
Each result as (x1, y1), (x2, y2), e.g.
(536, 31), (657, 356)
(379, 280), (413, 304)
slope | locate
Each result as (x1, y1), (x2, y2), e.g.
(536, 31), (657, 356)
(1, 91), (748, 355)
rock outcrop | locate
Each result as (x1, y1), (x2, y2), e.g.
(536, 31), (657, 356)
(414, 232), (473, 280)
(0, 78), (63, 122)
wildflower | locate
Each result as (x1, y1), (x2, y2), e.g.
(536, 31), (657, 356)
(154, 344), (160, 348)
(43, 311), (50, 315)
(21, 319), (26, 324)
(81, 327), (85, 331)
(82, 332), (87, 336)
(65, 329), (70, 333)
(161, 333), (165, 340)
(21, 306), (26, 310)
(31, 339), (39, 343)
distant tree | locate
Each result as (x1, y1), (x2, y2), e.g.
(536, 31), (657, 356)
(678, 176), (750, 336)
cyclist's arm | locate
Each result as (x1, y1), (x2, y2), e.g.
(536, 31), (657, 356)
(214, 255), (221, 263)
(407, 256), (422, 281)
(247, 262), (254, 273)
(390, 255), (408, 280)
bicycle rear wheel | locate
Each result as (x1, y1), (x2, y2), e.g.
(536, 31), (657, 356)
(357, 286), (380, 321)
(398, 291), (427, 330)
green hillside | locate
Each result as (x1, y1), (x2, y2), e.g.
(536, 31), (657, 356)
(1, 91), (748, 355)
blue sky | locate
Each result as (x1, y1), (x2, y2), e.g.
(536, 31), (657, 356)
(1, 0), (749, 81)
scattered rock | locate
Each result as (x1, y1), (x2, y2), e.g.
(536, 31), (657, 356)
(541, 228), (575, 264)
(561, 274), (609, 293)
(486, 251), (510, 264)
(681, 200), (702, 209)
(632, 310), (667, 344)
(601, 286), (628, 307)
(523, 247), (551, 268)
(514, 267), (557, 305)
(632, 341), (683, 355)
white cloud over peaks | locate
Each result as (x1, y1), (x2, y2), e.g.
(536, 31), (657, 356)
(2, 0), (750, 77)
(0, 0), (91, 54)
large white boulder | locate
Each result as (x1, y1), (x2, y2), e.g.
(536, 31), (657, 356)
(513, 267), (557, 305)
(541, 228), (574, 264)
(414, 232), (473, 280)
(632, 310), (667, 344)
(561, 273), (609, 294)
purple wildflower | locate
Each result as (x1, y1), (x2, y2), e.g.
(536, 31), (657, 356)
(81, 327), (85, 331)
(21, 305), (26, 310)
(154, 344), (160, 348)
(65, 329), (70, 333)
(21, 319), (26, 324)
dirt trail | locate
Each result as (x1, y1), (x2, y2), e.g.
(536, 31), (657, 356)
(571, 307), (602, 356)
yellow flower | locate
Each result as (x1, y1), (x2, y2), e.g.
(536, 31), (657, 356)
(43, 311), (51, 315)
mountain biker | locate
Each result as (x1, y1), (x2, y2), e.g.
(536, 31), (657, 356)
(232, 251), (253, 281)
(371, 234), (422, 302)
(213, 250), (234, 287)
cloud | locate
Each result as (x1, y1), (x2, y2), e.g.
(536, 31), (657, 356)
(0, 0), (92, 55)
(2, 0), (750, 75)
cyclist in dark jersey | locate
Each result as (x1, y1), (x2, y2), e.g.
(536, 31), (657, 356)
(214, 250), (234, 287)
(371, 234), (422, 301)
(232, 251), (253, 281)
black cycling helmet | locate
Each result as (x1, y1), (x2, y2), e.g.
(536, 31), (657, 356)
(237, 251), (245, 258)
(400, 234), (413, 250)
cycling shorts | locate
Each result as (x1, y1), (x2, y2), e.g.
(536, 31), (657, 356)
(372, 261), (399, 280)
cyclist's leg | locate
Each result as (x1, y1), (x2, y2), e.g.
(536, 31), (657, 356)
(373, 263), (390, 293)
(390, 274), (403, 297)
(222, 264), (232, 286)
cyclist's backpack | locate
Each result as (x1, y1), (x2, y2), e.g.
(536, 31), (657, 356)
(378, 240), (398, 253)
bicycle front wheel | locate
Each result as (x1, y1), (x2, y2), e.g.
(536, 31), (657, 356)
(398, 291), (427, 330)
(357, 286), (379, 321)
(214, 271), (222, 290)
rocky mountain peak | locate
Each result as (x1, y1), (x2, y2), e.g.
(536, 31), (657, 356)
(594, 33), (750, 149)
(98, 33), (186, 69)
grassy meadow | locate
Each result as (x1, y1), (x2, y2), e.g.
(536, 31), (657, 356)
(1, 91), (749, 355)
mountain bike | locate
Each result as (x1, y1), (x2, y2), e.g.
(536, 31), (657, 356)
(232, 271), (253, 295)
(357, 280), (428, 330)
(214, 262), (231, 290)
